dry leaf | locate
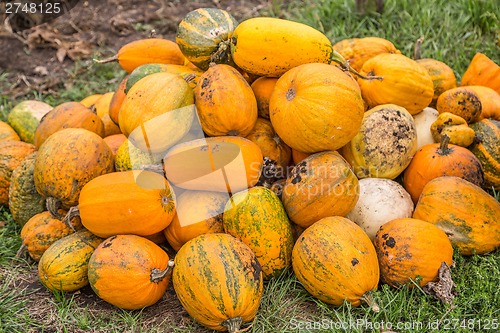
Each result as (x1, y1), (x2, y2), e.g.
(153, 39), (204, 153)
(423, 262), (457, 304)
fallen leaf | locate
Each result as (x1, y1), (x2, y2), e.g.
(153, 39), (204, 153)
(423, 261), (457, 304)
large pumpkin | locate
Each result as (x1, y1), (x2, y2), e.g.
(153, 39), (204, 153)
(164, 190), (228, 251)
(468, 119), (500, 189)
(173, 233), (263, 332)
(269, 63), (364, 153)
(88, 235), (174, 310)
(416, 58), (457, 107)
(223, 186), (294, 279)
(38, 229), (103, 292)
(7, 100), (52, 143)
(413, 176), (500, 255)
(292, 216), (380, 307)
(195, 64), (257, 137)
(76, 170), (176, 238)
(176, 8), (238, 70)
(436, 86), (496, 123)
(34, 128), (115, 214)
(0, 140), (36, 206)
(282, 151), (359, 228)
(460, 52), (500, 94)
(340, 104), (417, 179)
(374, 218), (453, 287)
(357, 53), (434, 114)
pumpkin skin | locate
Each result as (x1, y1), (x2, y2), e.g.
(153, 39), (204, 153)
(416, 58), (457, 107)
(195, 64), (258, 137)
(467, 86), (500, 121)
(78, 170), (176, 238)
(340, 104), (418, 179)
(34, 128), (115, 211)
(103, 134), (127, 156)
(282, 151), (359, 228)
(113, 38), (185, 73)
(88, 235), (173, 310)
(20, 211), (74, 261)
(251, 77), (278, 119)
(413, 107), (439, 149)
(8, 153), (45, 226)
(332, 36), (400, 72)
(93, 92), (122, 137)
(358, 53), (434, 115)
(292, 216), (379, 306)
(461, 52), (500, 94)
(0, 140), (36, 206)
(176, 8), (238, 71)
(374, 218), (453, 288)
(119, 72), (195, 153)
(0, 121), (20, 141)
(172, 233), (263, 332)
(163, 136), (263, 193)
(413, 176), (500, 255)
(164, 190), (228, 251)
(430, 112), (475, 147)
(80, 94), (103, 107)
(109, 75), (129, 125)
(7, 100), (52, 143)
(270, 63), (364, 153)
(468, 119), (500, 189)
(291, 149), (311, 165)
(224, 186), (294, 279)
(231, 17), (333, 77)
(403, 135), (484, 203)
(38, 229), (103, 292)
(436, 86), (485, 123)
(34, 102), (105, 149)
(114, 139), (164, 172)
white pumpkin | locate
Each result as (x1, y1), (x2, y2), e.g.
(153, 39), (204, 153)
(346, 178), (414, 241)
(413, 107), (438, 150)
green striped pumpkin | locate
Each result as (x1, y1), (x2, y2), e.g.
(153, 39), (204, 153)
(469, 119), (500, 190)
(38, 230), (103, 292)
(223, 186), (294, 279)
(7, 100), (52, 143)
(176, 8), (238, 71)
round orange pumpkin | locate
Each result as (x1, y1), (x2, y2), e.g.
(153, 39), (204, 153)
(436, 86), (490, 123)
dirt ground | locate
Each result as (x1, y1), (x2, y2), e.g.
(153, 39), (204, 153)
(0, 0), (275, 99)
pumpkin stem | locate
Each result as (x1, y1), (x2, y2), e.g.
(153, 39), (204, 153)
(183, 73), (197, 84)
(211, 40), (232, 66)
(221, 317), (243, 333)
(15, 243), (27, 258)
(438, 134), (451, 155)
(413, 35), (424, 60)
(63, 206), (80, 232)
(330, 49), (383, 81)
(360, 291), (380, 312)
(46, 197), (64, 219)
(150, 259), (175, 283)
(93, 54), (118, 64)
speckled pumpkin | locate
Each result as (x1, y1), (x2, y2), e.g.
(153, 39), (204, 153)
(468, 119), (500, 189)
(413, 176), (500, 255)
(114, 139), (164, 171)
(7, 100), (52, 143)
(282, 151), (359, 228)
(0, 121), (20, 141)
(374, 217), (453, 287)
(38, 229), (103, 292)
(430, 112), (475, 147)
(416, 58), (457, 107)
(292, 216), (379, 306)
(88, 235), (173, 310)
(126, 63), (203, 92)
(224, 186), (294, 279)
(172, 233), (263, 332)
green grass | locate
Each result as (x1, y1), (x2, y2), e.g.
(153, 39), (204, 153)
(1, 0), (499, 332)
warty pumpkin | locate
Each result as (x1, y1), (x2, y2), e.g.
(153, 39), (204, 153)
(250, 77), (278, 119)
(416, 58), (457, 107)
(34, 101), (105, 149)
(281, 151), (359, 228)
(374, 217), (453, 287)
(73, 170), (176, 238)
(0, 140), (36, 206)
(224, 186), (294, 279)
(38, 229), (103, 292)
(195, 64), (257, 137)
(173, 233), (263, 332)
(0, 121), (20, 141)
(88, 235), (174, 310)
(292, 216), (380, 307)
(430, 112), (475, 147)
(109, 75), (129, 125)
(7, 100), (52, 143)
(468, 119), (500, 189)
(460, 52), (500, 94)
(164, 190), (228, 251)
(163, 136), (263, 193)
(413, 176), (500, 255)
(269, 63), (364, 153)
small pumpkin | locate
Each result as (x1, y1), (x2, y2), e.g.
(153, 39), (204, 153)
(436, 86), (485, 123)
(75, 170), (176, 238)
(164, 190), (228, 251)
(413, 176), (500, 255)
(430, 112), (475, 147)
(126, 63), (203, 92)
(250, 77), (278, 119)
(0, 140), (36, 206)
(413, 107), (439, 149)
(93, 92), (122, 137)
(468, 119), (500, 189)
(88, 235), (174, 310)
(7, 100), (52, 143)
(114, 139), (164, 172)
(109, 75), (129, 125)
(416, 58), (457, 107)
(172, 233), (263, 332)
(176, 8), (238, 70)
(0, 121), (20, 141)
(282, 151), (359, 228)
(34, 101), (105, 149)
(195, 64), (257, 137)
(374, 218), (453, 287)
(461, 52), (500, 94)
(224, 186), (294, 279)
(292, 216), (380, 307)
(103, 134), (127, 156)
(38, 229), (103, 292)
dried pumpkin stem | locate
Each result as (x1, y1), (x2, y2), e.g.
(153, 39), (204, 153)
(413, 35), (425, 60)
(15, 243), (27, 258)
(438, 134), (451, 155)
(211, 40), (232, 65)
(330, 49), (383, 81)
(222, 317), (243, 333)
(46, 197), (64, 219)
(150, 259), (175, 283)
(63, 206), (80, 232)
(93, 54), (118, 64)
(183, 73), (197, 84)
(360, 291), (380, 312)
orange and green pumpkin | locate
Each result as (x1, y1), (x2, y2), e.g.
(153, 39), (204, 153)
(436, 86), (491, 123)
(0, 121), (20, 141)
(114, 139), (164, 172)
(126, 63), (203, 92)
(7, 100), (52, 143)
(416, 58), (457, 107)
(468, 119), (500, 189)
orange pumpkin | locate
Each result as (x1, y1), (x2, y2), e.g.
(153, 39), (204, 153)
(436, 86), (497, 123)
(109, 75), (129, 125)
(468, 86), (500, 121)
(269, 63), (364, 153)
(195, 64), (257, 137)
(250, 77), (278, 119)
(0, 121), (20, 141)
(374, 217), (453, 287)
(93, 92), (122, 137)
(80, 94), (103, 107)
(103, 134), (127, 156)
(416, 58), (457, 107)
(461, 52), (500, 94)
(291, 149), (311, 165)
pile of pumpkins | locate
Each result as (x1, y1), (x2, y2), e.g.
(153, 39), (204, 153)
(1, 7), (500, 332)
